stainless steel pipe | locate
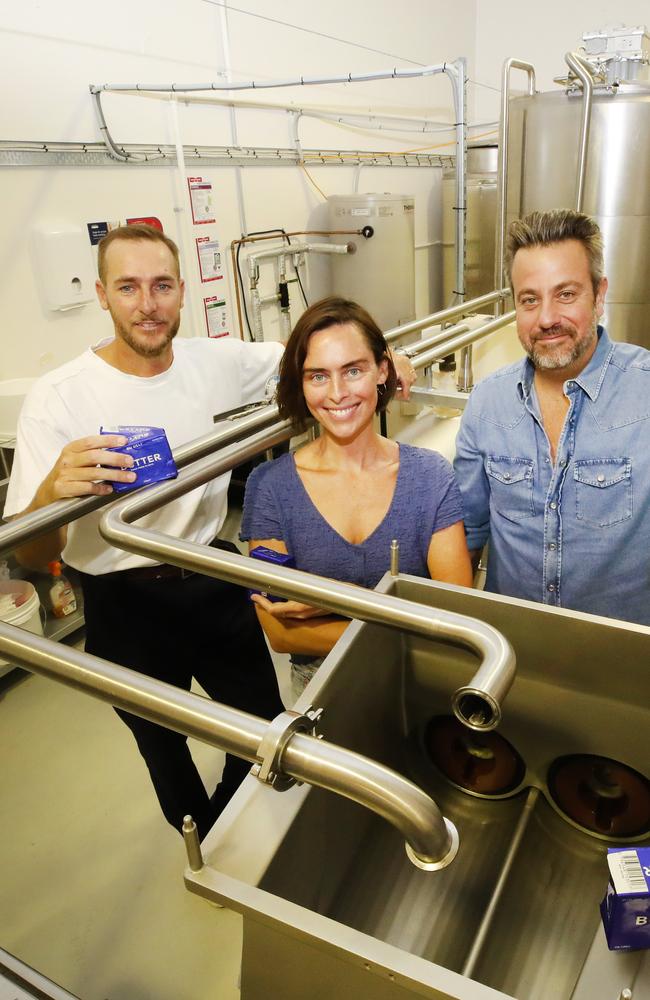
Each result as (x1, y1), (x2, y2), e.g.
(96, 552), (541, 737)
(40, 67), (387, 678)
(494, 59), (537, 300)
(0, 618), (456, 867)
(383, 289), (511, 345)
(100, 424), (516, 731)
(564, 51), (597, 212)
(398, 322), (470, 359)
(410, 310), (516, 372)
(0, 400), (283, 559)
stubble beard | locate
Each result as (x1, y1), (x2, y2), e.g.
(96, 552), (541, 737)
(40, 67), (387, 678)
(528, 315), (598, 371)
(115, 316), (180, 358)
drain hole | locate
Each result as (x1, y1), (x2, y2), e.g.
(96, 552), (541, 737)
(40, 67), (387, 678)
(424, 715), (526, 796)
(548, 754), (650, 838)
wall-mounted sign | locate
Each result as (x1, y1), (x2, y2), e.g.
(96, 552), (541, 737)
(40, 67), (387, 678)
(87, 222), (110, 246)
(87, 217), (163, 247)
(204, 295), (229, 338)
(196, 236), (223, 283)
(188, 177), (215, 225)
(126, 216), (163, 230)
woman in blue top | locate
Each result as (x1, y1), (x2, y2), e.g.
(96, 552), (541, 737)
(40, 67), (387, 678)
(240, 296), (472, 697)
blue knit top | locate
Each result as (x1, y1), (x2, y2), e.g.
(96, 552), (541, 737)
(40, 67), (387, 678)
(240, 443), (464, 587)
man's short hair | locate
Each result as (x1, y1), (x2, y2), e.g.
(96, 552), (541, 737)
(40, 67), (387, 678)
(97, 224), (181, 284)
(505, 210), (604, 297)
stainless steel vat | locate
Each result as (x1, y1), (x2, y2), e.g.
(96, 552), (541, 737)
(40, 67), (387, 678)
(188, 578), (650, 1000)
(443, 145), (498, 305)
(505, 81), (650, 348)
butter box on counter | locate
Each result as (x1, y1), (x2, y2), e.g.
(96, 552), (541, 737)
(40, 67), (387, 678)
(600, 846), (650, 951)
(100, 425), (177, 493)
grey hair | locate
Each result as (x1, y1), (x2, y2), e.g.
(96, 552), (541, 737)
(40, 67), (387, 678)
(505, 210), (604, 297)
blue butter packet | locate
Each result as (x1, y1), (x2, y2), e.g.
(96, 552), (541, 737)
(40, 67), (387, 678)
(600, 846), (650, 951)
(248, 545), (295, 603)
(100, 424), (178, 493)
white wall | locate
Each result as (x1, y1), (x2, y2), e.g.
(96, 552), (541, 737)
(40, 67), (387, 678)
(474, 3), (650, 121)
(2, 1), (649, 384)
(0, 0), (478, 383)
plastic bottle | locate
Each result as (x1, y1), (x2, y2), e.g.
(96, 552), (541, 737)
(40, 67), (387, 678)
(48, 561), (77, 618)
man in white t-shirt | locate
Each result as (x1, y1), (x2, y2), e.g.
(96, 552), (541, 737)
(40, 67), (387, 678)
(4, 224), (286, 840)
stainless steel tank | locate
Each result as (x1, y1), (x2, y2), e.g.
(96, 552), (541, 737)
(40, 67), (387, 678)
(505, 80), (650, 347)
(443, 144), (497, 306)
(328, 193), (415, 330)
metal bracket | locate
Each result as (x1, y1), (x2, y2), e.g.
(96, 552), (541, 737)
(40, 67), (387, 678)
(252, 706), (323, 791)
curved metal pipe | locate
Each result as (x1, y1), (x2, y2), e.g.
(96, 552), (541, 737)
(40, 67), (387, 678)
(565, 51), (596, 212)
(100, 425), (516, 732)
(0, 619), (456, 867)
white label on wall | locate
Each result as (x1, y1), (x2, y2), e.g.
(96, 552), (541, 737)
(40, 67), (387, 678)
(188, 177), (216, 225)
(204, 295), (229, 338)
(196, 236), (223, 282)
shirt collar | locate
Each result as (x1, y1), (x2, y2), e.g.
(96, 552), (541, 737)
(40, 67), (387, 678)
(516, 326), (613, 403)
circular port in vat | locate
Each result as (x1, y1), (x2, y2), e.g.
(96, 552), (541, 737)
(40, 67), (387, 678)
(424, 715), (526, 796)
(547, 754), (650, 838)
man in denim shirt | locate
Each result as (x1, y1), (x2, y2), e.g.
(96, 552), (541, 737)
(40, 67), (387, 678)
(454, 209), (650, 625)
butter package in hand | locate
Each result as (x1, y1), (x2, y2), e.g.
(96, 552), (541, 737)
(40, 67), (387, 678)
(100, 425), (177, 493)
(600, 846), (650, 951)
(248, 545), (295, 602)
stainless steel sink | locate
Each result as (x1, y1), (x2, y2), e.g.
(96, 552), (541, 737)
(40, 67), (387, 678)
(188, 578), (650, 1000)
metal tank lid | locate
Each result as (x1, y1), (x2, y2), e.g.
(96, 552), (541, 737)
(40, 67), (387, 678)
(524, 78), (650, 100)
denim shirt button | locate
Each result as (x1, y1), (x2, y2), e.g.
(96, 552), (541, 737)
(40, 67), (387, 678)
(548, 584), (555, 592)
(597, 474), (605, 483)
(549, 542), (557, 550)
(549, 501), (558, 510)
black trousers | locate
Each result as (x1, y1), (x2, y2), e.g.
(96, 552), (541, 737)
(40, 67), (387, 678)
(79, 551), (283, 840)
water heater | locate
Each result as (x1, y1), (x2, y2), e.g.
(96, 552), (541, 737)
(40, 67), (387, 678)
(328, 193), (415, 332)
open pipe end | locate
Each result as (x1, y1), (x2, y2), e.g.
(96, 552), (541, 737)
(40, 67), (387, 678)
(405, 818), (459, 871)
(452, 687), (501, 732)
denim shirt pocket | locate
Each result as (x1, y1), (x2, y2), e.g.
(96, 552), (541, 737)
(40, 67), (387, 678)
(574, 458), (632, 527)
(486, 456), (535, 521)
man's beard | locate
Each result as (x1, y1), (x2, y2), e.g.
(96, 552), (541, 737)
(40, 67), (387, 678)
(527, 315), (598, 371)
(114, 315), (180, 358)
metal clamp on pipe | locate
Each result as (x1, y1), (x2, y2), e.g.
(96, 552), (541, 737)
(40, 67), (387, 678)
(253, 707), (323, 791)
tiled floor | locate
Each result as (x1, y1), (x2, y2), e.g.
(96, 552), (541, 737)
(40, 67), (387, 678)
(0, 643), (291, 1000)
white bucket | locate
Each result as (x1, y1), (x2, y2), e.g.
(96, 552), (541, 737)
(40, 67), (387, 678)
(0, 580), (44, 671)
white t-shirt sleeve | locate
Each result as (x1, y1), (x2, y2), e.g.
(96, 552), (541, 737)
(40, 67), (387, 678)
(3, 384), (72, 518)
(237, 340), (284, 404)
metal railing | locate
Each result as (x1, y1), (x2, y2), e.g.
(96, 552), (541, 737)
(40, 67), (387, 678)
(99, 423), (516, 734)
(384, 289), (511, 345)
(0, 300), (518, 868)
